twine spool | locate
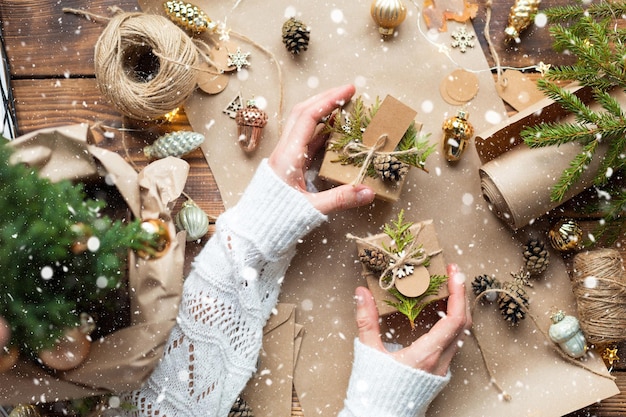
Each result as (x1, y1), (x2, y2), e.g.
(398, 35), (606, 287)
(94, 12), (200, 121)
(572, 248), (626, 345)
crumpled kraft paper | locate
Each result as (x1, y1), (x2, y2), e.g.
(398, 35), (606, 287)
(1, 124), (188, 404)
(138, 0), (619, 415)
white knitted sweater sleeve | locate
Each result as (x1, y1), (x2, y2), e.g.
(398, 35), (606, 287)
(121, 160), (326, 416)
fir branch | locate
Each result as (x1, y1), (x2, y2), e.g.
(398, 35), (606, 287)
(545, 2), (626, 24)
(385, 274), (447, 329)
(551, 140), (598, 202)
(382, 209), (414, 253)
(536, 79), (599, 125)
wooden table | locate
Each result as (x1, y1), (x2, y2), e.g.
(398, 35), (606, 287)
(1, 1), (625, 416)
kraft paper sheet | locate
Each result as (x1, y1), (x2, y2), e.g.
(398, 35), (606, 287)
(477, 86), (616, 230)
(2, 125), (187, 404)
(139, 0), (619, 415)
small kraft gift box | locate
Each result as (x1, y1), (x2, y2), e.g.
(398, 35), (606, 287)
(350, 212), (448, 329)
(319, 95), (433, 202)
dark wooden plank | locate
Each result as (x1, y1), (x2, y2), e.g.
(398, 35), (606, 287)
(0, 0), (140, 78)
(473, 0), (577, 70)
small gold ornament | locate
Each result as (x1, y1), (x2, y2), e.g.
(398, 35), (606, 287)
(0, 345), (19, 373)
(442, 110), (474, 162)
(548, 310), (587, 359)
(370, 0), (408, 37)
(602, 346), (620, 367)
(176, 199), (210, 241)
(548, 218), (583, 252)
(236, 99), (268, 153)
(504, 0), (541, 41)
(137, 219), (172, 259)
(163, 1), (216, 33)
(8, 405), (41, 417)
(144, 131), (206, 160)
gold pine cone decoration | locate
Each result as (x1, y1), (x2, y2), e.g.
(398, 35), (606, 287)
(163, 1), (216, 33)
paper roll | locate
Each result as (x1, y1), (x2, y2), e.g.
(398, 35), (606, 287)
(479, 141), (606, 230)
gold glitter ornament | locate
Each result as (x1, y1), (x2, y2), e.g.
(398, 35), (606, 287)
(370, 0), (407, 37)
(504, 0), (541, 41)
(236, 99), (268, 153)
(163, 1), (216, 33)
(442, 110), (474, 162)
(8, 405), (41, 417)
(548, 218), (583, 252)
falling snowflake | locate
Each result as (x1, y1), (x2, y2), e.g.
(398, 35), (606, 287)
(450, 27), (475, 53)
(227, 47), (251, 71)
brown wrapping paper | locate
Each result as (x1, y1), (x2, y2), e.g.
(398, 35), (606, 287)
(355, 220), (448, 317)
(477, 86), (616, 230)
(2, 125), (187, 404)
(135, 0), (619, 414)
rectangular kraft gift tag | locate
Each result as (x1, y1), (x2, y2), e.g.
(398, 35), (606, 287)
(319, 95), (418, 202)
(355, 219), (448, 318)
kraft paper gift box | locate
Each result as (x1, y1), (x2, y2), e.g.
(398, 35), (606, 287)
(354, 219), (448, 319)
(319, 95), (420, 202)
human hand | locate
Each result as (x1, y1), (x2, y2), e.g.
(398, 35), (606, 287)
(354, 264), (471, 376)
(268, 84), (375, 215)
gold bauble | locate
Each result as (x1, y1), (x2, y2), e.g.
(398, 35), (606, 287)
(548, 218), (583, 252)
(370, 0), (407, 37)
(504, 0), (541, 41)
(8, 405), (41, 417)
(442, 110), (474, 162)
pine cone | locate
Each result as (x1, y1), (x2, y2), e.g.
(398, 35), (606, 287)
(229, 396), (254, 417)
(373, 154), (409, 182)
(358, 248), (389, 272)
(497, 274), (529, 325)
(282, 18), (310, 55)
(523, 239), (550, 276)
(471, 274), (500, 301)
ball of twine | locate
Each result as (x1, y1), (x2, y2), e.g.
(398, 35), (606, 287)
(94, 12), (200, 121)
(572, 248), (626, 345)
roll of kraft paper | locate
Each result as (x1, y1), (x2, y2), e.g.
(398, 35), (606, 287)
(479, 140), (607, 230)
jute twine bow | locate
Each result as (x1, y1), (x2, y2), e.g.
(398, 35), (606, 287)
(471, 287), (615, 401)
(347, 223), (442, 291)
(336, 134), (426, 186)
(572, 248), (626, 345)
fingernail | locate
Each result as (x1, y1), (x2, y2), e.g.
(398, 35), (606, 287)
(356, 188), (374, 204)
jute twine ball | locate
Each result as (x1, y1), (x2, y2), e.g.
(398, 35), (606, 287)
(572, 248), (626, 345)
(94, 12), (200, 121)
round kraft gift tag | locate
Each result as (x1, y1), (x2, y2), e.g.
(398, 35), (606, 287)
(440, 69), (479, 105)
(196, 60), (230, 94)
(209, 40), (240, 73)
(394, 265), (431, 297)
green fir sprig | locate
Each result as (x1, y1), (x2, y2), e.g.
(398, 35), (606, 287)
(520, 2), (626, 242)
(0, 140), (161, 354)
(379, 210), (445, 328)
(386, 275), (447, 330)
(324, 96), (434, 178)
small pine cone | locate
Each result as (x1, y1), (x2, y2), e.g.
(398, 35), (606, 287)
(282, 17), (310, 55)
(471, 274), (500, 301)
(373, 154), (409, 182)
(497, 278), (529, 325)
(523, 239), (550, 276)
(229, 396), (254, 417)
(358, 248), (389, 272)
